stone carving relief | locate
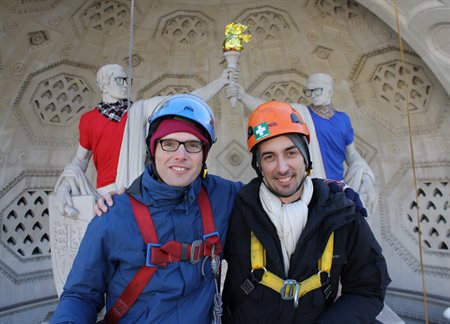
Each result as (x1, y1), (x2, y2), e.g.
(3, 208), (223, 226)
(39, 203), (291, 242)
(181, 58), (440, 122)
(70, 0), (131, 43)
(32, 73), (91, 125)
(28, 30), (50, 51)
(380, 160), (450, 278)
(349, 46), (446, 137)
(136, 74), (221, 121)
(0, 0), (61, 14)
(237, 6), (298, 42)
(314, 0), (362, 21)
(405, 181), (449, 251)
(246, 70), (309, 117)
(372, 60), (431, 113)
(215, 140), (251, 180)
(313, 45), (333, 60)
(13, 60), (97, 147)
(154, 10), (213, 48)
(0, 170), (59, 284)
(2, 190), (51, 259)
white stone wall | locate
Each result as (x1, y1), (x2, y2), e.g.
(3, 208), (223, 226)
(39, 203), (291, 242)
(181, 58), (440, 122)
(0, 0), (448, 323)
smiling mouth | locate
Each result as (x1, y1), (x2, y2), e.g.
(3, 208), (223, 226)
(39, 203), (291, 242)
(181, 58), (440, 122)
(171, 166), (188, 172)
(277, 175), (294, 183)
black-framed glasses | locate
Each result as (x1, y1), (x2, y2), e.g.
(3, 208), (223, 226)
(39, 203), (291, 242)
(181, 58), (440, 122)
(114, 77), (132, 86)
(303, 88), (323, 97)
(158, 139), (205, 153)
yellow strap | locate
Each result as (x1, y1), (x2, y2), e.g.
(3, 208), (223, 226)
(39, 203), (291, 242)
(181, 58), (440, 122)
(251, 232), (266, 269)
(250, 231), (334, 299)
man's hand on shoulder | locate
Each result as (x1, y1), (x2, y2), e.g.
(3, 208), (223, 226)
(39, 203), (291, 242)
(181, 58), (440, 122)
(94, 186), (126, 216)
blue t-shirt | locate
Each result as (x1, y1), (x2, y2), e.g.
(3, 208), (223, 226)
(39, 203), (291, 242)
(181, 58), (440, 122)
(309, 108), (353, 180)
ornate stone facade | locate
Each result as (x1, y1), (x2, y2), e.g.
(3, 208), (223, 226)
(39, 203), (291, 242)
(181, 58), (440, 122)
(0, 0), (448, 323)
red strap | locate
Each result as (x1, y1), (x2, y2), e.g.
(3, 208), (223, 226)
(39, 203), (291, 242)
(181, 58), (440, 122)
(129, 196), (158, 243)
(105, 196), (159, 324)
(105, 267), (157, 323)
(106, 188), (220, 323)
(198, 187), (222, 256)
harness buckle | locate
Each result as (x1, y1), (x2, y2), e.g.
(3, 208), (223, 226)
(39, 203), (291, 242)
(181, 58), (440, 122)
(280, 279), (300, 308)
(146, 243), (162, 267)
(190, 239), (203, 264)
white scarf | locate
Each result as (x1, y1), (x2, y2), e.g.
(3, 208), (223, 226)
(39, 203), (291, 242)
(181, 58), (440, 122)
(259, 176), (313, 275)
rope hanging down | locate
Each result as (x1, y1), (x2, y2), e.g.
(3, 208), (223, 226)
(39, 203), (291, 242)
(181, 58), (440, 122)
(393, 1), (428, 323)
(125, 0), (136, 185)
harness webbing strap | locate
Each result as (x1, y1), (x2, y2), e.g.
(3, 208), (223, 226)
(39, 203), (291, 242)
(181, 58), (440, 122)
(251, 231), (334, 302)
(105, 187), (219, 323)
(105, 196), (158, 323)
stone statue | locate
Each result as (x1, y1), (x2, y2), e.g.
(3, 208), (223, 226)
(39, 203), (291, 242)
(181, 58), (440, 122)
(50, 63), (232, 295)
(231, 73), (377, 214)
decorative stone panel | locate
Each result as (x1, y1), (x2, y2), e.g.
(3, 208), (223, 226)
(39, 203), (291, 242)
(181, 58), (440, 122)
(0, 0), (61, 14)
(215, 141), (251, 179)
(2, 189), (51, 259)
(314, 0), (363, 21)
(28, 30), (50, 52)
(154, 10), (213, 48)
(349, 46), (446, 137)
(371, 60), (431, 113)
(235, 6), (298, 43)
(31, 73), (91, 125)
(246, 69), (309, 117)
(13, 60), (97, 147)
(405, 181), (449, 251)
(379, 160), (450, 278)
(70, 0), (131, 43)
(0, 169), (60, 284)
(136, 74), (221, 121)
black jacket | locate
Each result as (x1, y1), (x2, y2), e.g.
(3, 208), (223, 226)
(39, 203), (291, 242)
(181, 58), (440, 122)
(223, 178), (390, 324)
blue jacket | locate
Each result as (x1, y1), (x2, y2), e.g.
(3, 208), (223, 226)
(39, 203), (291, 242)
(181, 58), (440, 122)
(51, 166), (243, 323)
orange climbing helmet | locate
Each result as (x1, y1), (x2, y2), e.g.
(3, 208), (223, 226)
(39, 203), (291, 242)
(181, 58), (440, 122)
(247, 101), (310, 152)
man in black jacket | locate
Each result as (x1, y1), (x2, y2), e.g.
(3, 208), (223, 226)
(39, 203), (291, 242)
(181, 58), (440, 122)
(222, 101), (390, 323)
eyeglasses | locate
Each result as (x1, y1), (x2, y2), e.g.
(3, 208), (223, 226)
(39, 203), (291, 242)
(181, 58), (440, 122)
(303, 88), (323, 97)
(114, 77), (133, 86)
(158, 139), (205, 153)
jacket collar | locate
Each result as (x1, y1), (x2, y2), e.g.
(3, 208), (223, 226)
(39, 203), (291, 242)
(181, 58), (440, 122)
(126, 164), (201, 208)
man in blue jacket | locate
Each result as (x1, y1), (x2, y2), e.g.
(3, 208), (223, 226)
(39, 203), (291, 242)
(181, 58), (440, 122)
(222, 101), (390, 323)
(51, 94), (243, 323)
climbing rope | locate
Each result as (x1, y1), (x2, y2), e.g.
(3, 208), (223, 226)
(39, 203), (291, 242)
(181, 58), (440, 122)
(393, 1), (428, 322)
(125, 0), (135, 185)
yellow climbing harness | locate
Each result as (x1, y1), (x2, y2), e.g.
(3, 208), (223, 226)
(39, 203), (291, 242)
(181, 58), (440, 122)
(250, 231), (334, 308)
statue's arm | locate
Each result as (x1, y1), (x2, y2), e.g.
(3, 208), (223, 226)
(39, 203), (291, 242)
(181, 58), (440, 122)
(191, 69), (231, 102)
(345, 143), (377, 213)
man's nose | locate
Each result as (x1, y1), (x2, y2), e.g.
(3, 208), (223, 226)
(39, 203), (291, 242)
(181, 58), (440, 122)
(277, 157), (289, 173)
(174, 144), (188, 158)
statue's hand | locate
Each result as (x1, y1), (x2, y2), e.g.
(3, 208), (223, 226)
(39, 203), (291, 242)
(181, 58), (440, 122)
(54, 180), (79, 218)
(94, 186), (126, 216)
(226, 82), (244, 100)
(325, 179), (368, 217)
